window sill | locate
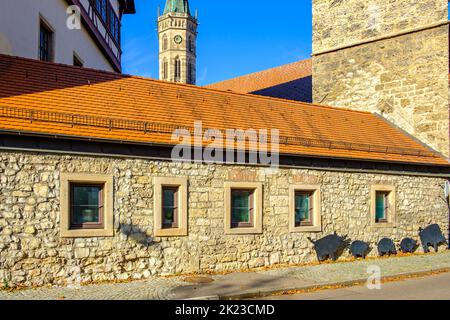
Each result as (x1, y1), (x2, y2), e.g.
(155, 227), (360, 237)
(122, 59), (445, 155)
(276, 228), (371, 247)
(60, 228), (113, 238)
(371, 222), (395, 228)
(154, 228), (188, 237)
(225, 226), (262, 235)
(289, 225), (322, 233)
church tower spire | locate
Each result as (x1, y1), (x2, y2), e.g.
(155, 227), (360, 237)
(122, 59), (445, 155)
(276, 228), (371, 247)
(158, 0), (198, 85)
(163, 0), (191, 15)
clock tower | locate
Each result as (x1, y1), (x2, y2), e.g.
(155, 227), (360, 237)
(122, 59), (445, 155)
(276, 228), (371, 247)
(158, 0), (198, 85)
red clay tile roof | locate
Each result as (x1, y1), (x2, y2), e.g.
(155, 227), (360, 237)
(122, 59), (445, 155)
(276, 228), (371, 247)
(0, 54), (447, 166)
(205, 59), (312, 94)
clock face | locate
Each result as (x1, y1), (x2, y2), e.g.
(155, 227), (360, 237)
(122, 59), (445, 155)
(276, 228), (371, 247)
(174, 35), (183, 44)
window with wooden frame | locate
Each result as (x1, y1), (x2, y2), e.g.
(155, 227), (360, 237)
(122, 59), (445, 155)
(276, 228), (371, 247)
(370, 185), (396, 227)
(94, 0), (108, 23)
(375, 191), (389, 223)
(154, 177), (188, 237)
(231, 189), (254, 228)
(162, 186), (179, 229)
(294, 191), (314, 227)
(224, 182), (263, 235)
(39, 19), (53, 62)
(91, 0), (120, 44)
(109, 6), (120, 43)
(289, 185), (322, 233)
(70, 183), (104, 229)
(60, 173), (114, 238)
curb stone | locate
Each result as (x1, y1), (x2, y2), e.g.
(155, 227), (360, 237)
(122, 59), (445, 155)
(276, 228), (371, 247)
(215, 267), (450, 300)
(183, 295), (220, 300)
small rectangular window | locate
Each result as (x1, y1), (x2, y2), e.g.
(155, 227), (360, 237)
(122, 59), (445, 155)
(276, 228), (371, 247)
(289, 185), (321, 233)
(162, 60), (168, 80)
(154, 177), (188, 237)
(188, 63), (191, 82)
(231, 189), (254, 228)
(70, 183), (104, 229)
(162, 186), (179, 229)
(188, 37), (194, 53)
(61, 173), (113, 238)
(174, 58), (181, 82)
(73, 54), (83, 67)
(371, 185), (395, 227)
(295, 191), (314, 227)
(94, 0), (120, 44)
(95, 0), (107, 23)
(224, 182), (262, 235)
(375, 191), (389, 223)
(109, 6), (120, 43)
(39, 20), (53, 62)
(188, 63), (194, 83)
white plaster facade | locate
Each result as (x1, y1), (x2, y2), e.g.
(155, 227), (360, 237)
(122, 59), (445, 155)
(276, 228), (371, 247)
(0, 0), (121, 72)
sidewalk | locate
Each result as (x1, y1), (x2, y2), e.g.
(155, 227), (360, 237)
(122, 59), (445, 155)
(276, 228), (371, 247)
(1, 251), (450, 300)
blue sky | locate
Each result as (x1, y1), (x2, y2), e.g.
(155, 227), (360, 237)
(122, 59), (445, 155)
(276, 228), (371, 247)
(121, 0), (312, 86)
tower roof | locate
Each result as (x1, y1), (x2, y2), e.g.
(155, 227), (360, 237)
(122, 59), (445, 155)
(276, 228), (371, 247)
(163, 0), (191, 15)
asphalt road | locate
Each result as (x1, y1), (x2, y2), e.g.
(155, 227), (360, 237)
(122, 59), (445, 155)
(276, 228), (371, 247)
(257, 272), (450, 300)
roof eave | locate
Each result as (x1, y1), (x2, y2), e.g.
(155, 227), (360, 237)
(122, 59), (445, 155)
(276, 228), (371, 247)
(119, 0), (136, 14)
(1, 129), (449, 170)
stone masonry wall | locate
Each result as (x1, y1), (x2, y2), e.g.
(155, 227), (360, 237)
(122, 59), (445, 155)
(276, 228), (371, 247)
(313, 0), (448, 53)
(0, 151), (449, 288)
(158, 13), (197, 84)
(312, 0), (449, 157)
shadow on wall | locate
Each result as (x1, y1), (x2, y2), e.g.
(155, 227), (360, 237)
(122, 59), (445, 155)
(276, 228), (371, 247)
(251, 76), (313, 103)
(437, 182), (450, 249)
(172, 271), (293, 299)
(446, 188), (450, 249)
(119, 223), (154, 247)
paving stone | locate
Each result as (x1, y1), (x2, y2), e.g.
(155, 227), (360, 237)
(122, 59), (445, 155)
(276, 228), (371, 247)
(1, 251), (448, 300)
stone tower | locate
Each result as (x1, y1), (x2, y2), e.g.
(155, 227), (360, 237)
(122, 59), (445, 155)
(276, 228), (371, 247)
(312, 0), (449, 156)
(158, 0), (198, 85)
